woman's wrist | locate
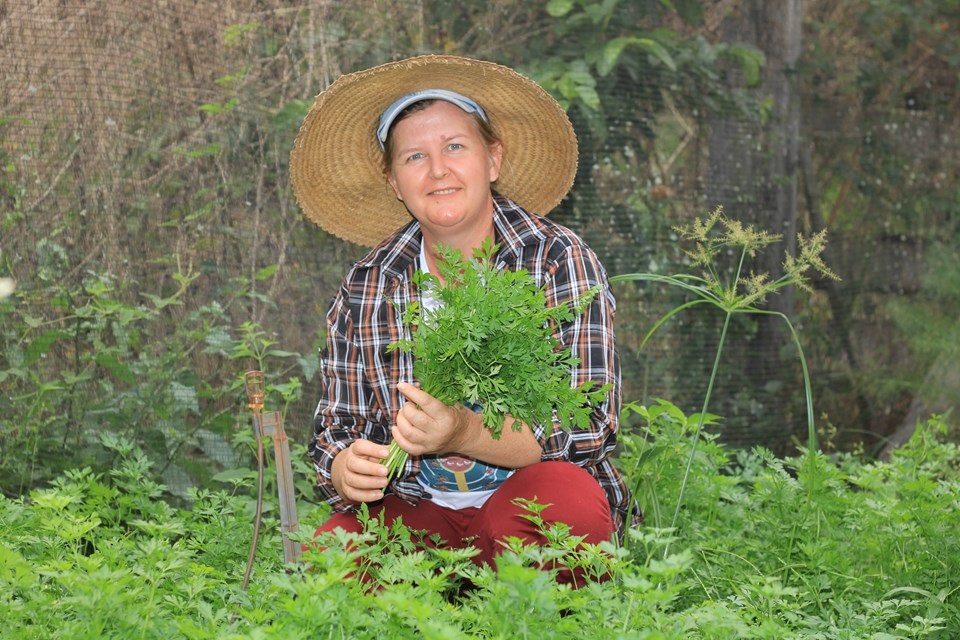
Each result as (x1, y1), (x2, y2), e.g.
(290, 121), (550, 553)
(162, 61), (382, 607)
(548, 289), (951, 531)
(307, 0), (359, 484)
(446, 403), (482, 456)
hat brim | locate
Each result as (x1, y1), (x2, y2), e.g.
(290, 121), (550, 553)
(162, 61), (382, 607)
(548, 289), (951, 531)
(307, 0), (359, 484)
(289, 55), (578, 247)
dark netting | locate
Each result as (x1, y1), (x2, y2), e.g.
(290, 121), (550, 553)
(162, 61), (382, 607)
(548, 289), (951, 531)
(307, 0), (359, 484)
(2, 0), (957, 495)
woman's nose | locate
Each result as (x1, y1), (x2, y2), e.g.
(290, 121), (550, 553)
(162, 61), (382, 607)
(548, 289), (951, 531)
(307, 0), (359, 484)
(428, 156), (449, 179)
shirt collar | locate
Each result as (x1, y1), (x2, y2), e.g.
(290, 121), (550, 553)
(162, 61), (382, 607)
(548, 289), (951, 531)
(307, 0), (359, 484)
(491, 192), (544, 267)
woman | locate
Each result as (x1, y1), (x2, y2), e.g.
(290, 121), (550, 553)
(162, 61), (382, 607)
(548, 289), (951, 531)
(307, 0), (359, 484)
(289, 55), (637, 584)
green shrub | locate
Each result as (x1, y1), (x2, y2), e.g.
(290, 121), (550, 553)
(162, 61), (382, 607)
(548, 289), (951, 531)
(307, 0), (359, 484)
(0, 259), (313, 498)
(2, 412), (957, 638)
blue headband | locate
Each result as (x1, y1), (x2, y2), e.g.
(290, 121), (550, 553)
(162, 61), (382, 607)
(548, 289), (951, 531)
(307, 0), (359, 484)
(376, 89), (488, 151)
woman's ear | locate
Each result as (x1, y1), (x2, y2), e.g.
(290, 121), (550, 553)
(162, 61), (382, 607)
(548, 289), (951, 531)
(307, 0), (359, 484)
(488, 141), (504, 183)
(386, 172), (403, 201)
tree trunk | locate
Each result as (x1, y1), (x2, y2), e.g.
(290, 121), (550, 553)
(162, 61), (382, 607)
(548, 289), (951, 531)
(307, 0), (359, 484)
(706, 0), (804, 448)
(880, 350), (960, 459)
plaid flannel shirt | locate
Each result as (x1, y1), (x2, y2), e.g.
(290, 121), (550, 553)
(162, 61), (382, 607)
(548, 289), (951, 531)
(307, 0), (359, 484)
(308, 194), (639, 536)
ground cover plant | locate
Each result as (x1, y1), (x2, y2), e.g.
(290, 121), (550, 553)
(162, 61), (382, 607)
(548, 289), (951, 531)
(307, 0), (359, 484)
(1, 410), (957, 638)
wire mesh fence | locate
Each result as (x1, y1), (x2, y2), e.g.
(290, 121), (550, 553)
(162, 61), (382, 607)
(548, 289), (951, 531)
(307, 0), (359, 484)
(2, 0), (957, 495)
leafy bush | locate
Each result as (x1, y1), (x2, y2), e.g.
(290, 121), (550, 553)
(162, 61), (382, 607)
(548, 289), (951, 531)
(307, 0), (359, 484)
(2, 408), (957, 638)
(0, 258), (314, 498)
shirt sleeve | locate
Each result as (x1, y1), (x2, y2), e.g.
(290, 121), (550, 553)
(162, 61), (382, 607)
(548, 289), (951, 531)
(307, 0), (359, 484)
(534, 242), (621, 468)
(307, 286), (390, 512)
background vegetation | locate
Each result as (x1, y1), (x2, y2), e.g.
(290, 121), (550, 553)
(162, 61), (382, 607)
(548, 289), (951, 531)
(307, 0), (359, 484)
(2, 0), (957, 493)
(1, 1), (958, 635)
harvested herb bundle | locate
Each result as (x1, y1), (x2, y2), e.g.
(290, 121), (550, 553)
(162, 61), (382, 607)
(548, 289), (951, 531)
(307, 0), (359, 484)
(384, 238), (610, 478)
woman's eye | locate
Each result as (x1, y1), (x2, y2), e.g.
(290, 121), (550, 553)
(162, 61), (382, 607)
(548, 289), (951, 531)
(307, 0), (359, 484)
(407, 152), (424, 162)
(448, 143), (463, 151)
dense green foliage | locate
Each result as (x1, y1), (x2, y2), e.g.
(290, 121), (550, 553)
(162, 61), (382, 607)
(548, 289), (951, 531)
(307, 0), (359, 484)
(0, 260), (313, 498)
(2, 407), (956, 638)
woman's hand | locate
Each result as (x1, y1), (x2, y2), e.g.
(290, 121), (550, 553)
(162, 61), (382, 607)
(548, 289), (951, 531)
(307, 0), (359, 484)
(393, 382), (543, 468)
(393, 382), (472, 456)
(330, 439), (391, 504)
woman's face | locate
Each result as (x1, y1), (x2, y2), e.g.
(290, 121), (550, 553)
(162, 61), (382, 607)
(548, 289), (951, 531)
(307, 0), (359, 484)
(386, 100), (503, 243)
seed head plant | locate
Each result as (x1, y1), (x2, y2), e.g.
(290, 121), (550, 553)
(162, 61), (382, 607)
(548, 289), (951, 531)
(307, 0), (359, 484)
(612, 207), (839, 532)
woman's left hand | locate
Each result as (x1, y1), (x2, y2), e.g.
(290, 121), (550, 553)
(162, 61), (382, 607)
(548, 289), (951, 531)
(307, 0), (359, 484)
(394, 382), (476, 457)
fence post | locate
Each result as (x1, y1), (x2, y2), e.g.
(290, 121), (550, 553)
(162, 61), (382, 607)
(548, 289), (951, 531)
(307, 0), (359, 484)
(260, 411), (302, 564)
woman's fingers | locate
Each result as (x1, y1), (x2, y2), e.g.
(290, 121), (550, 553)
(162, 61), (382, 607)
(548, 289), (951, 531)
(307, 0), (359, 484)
(333, 439), (390, 503)
(395, 383), (468, 456)
(350, 437), (390, 463)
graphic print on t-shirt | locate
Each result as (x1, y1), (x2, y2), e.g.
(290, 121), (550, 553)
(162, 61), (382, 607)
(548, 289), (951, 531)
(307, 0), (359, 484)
(418, 454), (512, 493)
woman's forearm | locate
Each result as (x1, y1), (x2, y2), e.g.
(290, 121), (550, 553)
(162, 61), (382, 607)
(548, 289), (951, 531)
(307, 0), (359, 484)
(449, 405), (543, 468)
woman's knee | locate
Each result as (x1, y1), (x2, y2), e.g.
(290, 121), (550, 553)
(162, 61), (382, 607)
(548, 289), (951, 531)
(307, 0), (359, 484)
(475, 461), (614, 545)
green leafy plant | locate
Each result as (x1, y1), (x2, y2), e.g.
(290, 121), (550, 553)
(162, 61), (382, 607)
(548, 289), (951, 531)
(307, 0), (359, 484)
(617, 398), (724, 531)
(385, 237), (609, 477)
(3, 411), (958, 637)
(0, 249), (314, 500)
(611, 207), (839, 530)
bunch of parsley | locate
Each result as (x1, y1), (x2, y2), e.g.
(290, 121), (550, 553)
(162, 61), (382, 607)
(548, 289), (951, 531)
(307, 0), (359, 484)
(384, 238), (610, 478)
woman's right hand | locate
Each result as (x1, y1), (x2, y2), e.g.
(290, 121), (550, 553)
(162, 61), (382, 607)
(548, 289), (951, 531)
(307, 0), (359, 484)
(330, 438), (391, 504)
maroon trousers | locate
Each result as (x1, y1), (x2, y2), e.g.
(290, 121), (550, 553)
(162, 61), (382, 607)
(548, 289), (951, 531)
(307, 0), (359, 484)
(314, 461), (615, 585)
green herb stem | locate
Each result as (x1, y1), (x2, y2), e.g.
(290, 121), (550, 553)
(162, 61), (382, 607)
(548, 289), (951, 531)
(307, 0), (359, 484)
(385, 441), (407, 480)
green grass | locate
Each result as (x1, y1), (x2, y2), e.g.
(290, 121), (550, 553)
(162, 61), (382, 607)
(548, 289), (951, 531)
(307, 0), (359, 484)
(611, 208), (839, 533)
(1, 409), (957, 639)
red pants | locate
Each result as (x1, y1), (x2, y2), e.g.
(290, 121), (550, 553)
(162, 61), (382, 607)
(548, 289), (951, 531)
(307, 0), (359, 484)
(314, 461), (614, 585)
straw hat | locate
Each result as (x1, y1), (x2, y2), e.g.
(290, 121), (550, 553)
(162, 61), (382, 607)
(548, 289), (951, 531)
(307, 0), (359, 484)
(289, 55), (578, 247)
